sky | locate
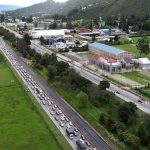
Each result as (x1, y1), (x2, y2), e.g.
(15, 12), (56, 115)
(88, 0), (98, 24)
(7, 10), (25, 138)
(0, 0), (68, 7)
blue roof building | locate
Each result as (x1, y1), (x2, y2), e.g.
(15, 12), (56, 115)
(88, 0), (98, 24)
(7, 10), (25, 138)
(88, 42), (134, 59)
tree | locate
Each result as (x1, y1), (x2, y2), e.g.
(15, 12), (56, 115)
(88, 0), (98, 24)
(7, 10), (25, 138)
(92, 35), (96, 43)
(99, 113), (107, 125)
(23, 33), (31, 45)
(137, 123), (150, 145)
(66, 21), (73, 29)
(21, 16), (25, 22)
(39, 36), (44, 45)
(106, 116), (117, 133)
(34, 22), (38, 28)
(16, 39), (29, 54)
(41, 53), (51, 67)
(34, 52), (42, 64)
(114, 35), (119, 42)
(99, 80), (110, 90)
(0, 14), (5, 22)
(49, 22), (57, 29)
(119, 16), (129, 33)
(136, 37), (150, 55)
(77, 91), (89, 108)
(48, 65), (57, 80)
(119, 132), (141, 150)
(56, 61), (69, 76)
(118, 102), (137, 125)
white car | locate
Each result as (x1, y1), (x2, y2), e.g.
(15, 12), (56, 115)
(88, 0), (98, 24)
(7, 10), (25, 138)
(59, 122), (64, 127)
(60, 116), (65, 121)
(50, 111), (54, 115)
(69, 121), (73, 126)
(58, 109), (62, 114)
(66, 123), (71, 129)
(48, 101), (51, 106)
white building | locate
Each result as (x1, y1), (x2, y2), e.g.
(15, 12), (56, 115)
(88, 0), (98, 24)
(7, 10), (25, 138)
(54, 42), (66, 49)
(138, 58), (150, 70)
(31, 29), (65, 39)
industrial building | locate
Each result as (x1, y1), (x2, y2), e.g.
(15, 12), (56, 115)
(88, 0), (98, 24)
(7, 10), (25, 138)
(31, 29), (65, 39)
(88, 42), (134, 59)
(138, 58), (150, 70)
(91, 55), (122, 73)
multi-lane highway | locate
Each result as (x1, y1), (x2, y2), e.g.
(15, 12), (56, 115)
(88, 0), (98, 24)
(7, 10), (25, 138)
(0, 37), (113, 150)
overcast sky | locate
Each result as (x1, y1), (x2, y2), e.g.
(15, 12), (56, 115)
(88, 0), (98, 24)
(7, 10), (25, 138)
(0, 0), (68, 7)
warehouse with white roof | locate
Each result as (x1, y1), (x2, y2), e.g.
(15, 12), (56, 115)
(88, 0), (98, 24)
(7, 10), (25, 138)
(31, 29), (65, 39)
(138, 58), (150, 70)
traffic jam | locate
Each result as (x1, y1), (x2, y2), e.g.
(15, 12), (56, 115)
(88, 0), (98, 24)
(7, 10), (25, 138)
(0, 44), (97, 150)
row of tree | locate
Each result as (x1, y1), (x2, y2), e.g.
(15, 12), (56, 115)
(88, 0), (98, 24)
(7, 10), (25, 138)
(105, 15), (150, 33)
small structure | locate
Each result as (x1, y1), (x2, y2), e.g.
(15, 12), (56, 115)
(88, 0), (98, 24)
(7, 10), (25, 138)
(75, 28), (91, 33)
(63, 35), (73, 42)
(54, 42), (66, 49)
(89, 42), (134, 59)
(138, 58), (150, 70)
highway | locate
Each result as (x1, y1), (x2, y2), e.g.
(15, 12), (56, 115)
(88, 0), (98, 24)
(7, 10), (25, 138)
(0, 37), (113, 150)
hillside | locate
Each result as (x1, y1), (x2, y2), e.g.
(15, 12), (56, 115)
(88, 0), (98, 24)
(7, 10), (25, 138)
(71, 0), (150, 19)
(9, 0), (150, 18)
(8, 0), (62, 16)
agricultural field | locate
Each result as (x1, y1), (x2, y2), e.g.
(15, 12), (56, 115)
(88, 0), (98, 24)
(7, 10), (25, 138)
(0, 56), (71, 150)
(114, 36), (150, 59)
(121, 71), (150, 86)
(139, 88), (150, 100)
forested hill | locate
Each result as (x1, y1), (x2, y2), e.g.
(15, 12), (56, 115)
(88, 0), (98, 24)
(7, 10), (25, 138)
(8, 0), (62, 16)
(73, 0), (150, 19)
(9, 0), (150, 18)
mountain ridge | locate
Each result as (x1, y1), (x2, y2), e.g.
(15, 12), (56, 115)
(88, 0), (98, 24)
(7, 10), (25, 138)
(9, 0), (150, 18)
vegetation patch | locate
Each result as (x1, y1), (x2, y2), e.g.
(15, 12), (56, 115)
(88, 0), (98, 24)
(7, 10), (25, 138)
(121, 71), (150, 86)
(114, 36), (150, 59)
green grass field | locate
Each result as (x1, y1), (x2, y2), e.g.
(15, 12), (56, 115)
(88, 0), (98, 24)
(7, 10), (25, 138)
(121, 71), (150, 86)
(139, 88), (150, 100)
(114, 36), (150, 59)
(0, 62), (71, 150)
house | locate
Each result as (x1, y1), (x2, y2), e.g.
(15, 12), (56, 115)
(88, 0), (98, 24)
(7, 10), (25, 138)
(121, 57), (134, 69)
(63, 35), (73, 42)
(138, 58), (150, 70)
(89, 42), (134, 59)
